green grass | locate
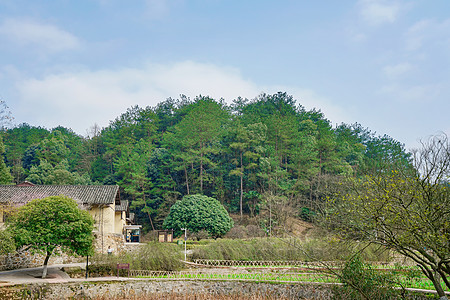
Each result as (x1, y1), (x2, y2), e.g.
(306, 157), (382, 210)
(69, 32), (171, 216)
(135, 272), (339, 283)
(133, 269), (448, 292)
(130, 259), (449, 294)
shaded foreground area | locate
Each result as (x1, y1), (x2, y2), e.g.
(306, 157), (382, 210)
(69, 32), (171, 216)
(93, 294), (291, 300)
(0, 279), (333, 299)
(0, 279), (439, 300)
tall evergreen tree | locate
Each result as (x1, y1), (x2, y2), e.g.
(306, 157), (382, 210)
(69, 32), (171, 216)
(0, 135), (12, 184)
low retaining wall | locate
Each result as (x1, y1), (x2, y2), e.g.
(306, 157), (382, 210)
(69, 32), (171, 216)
(0, 279), (333, 299)
(0, 234), (141, 271)
(0, 249), (78, 271)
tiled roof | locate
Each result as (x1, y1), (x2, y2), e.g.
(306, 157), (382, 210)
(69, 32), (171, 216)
(0, 185), (120, 205)
(115, 200), (129, 212)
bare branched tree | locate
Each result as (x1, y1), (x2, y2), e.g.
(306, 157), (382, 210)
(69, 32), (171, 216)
(0, 100), (14, 130)
(324, 134), (450, 299)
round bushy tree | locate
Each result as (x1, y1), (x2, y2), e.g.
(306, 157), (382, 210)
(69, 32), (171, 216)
(163, 194), (233, 239)
(8, 195), (94, 278)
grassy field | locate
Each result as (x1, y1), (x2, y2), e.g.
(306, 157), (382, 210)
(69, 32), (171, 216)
(88, 237), (447, 294)
(131, 267), (448, 292)
(92, 294), (291, 300)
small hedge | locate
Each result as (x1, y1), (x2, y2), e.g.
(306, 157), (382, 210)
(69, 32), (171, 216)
(89, 242), (184, 276)
(191, 237), (392, 262)
(191, 238), (305, 261)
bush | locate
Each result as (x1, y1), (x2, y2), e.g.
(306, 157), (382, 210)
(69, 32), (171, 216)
(191, 237), (393, 263)
(163, 194), (233, 239)
(299, 207), (316, 222)
(333, 255), (400, 300)
(224, 226), (248, 239)
(246, 225), (266, 238)
(224, 225), (266, 239)
(190, 230), (210, 241)
(299, 236), (392, 262)
(0, 229), (15, 255)
(89, 242), (184, 275)
(191, 238), (306, 261)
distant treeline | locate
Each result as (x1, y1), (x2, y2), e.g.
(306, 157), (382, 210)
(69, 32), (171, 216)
(1, 92), (411, 232)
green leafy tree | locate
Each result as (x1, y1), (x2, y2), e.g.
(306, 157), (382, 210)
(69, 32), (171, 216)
(163, 194), (233, 239)
(0, 135), (12, 184)
(114, 139), (157, 231)
(334, 123), (370, 173)
(0, 229), (15, 255)
(165, 97), (229, 193)
(35, 130), (71, 167)
(0, 92), (421, 239)
(363, 134), (411, 174)
(229, 121), (266, 218)
(333, 255), (400, 300)
(7, 196), (94, 278)
(3, 123), (50, 183)
(26, 159), (91, 185)
(146, 148), (180, 225)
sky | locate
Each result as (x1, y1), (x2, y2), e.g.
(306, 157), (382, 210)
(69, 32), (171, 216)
(0, 0), (449, 151)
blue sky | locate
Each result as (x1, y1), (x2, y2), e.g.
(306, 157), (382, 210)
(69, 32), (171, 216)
(0, 0), (449, 150)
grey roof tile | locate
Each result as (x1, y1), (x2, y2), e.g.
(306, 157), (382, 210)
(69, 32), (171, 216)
(115, 200), (129, 212)
(0, 185), (120, 205)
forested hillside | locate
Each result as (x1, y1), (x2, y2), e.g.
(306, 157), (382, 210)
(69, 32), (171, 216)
(1, 92), (411, 232)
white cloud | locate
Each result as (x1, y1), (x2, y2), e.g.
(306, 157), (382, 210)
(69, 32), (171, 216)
(405, 19), (450, 51)
(143, 0), (185, 20)
(13, 61), (347, 135)
(0, 18), (80, 53)
(145, 0), (170, 18)
(381, 82), (442, 103)
(383, 62), (413, 80)
(14, 61), (259, 134)
(358, 0), (401, 26)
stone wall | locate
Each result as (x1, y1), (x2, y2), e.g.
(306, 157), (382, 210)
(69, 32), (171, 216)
(94, 232), (144, 255)
(93, 232), (125, 254)
(0, 232), (142, 271)
(0, 279), (334, 299)
(0, 248), (80, 271)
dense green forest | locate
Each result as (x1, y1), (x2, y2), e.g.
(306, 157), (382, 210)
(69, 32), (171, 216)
(0, 92), (411, 232)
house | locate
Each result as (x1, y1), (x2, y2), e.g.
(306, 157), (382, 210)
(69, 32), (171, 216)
(0, 182), (141, 253)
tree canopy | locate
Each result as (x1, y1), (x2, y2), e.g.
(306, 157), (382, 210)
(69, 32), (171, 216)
(163, 194), (233, 239)
(1, 93), (412, 233)
(7, 195), (94, 278)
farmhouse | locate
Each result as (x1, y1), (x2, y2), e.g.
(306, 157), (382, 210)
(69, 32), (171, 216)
(0, 182), (140, 253)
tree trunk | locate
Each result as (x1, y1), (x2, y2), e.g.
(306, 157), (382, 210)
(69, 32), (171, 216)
(432, 272), (448, 299)
(143, 191), (155, 231)
(147, 212), (155, 231)
(184, 164), (190, 194)
(240, 151), (243, 219)
(200, 151), (203, 193)
(41, 250), (52, 279)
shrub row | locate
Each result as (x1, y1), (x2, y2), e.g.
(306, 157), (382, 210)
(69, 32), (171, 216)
(89, 242), (184, 275)
(191, 237), (392, 262)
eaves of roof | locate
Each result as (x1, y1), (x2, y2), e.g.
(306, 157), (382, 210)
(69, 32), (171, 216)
(0, 185), (120, 205)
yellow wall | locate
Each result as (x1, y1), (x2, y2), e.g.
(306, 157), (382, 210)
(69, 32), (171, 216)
(114, 211), (126, 234)
(88, 204), (116, 234)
